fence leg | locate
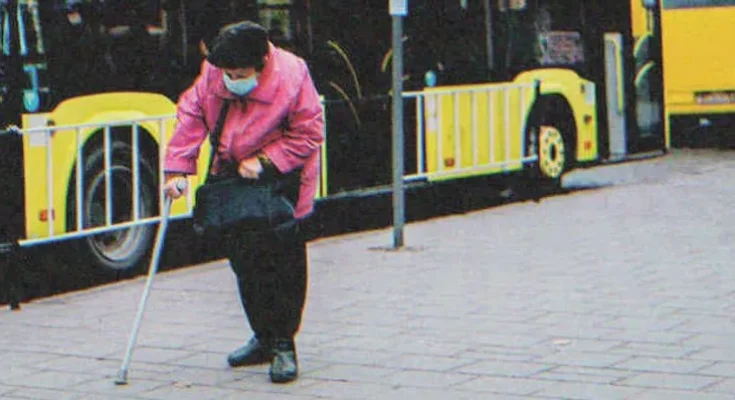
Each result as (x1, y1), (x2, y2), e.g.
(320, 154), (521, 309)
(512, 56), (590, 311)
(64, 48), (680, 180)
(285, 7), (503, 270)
(1, 242), (23, 311)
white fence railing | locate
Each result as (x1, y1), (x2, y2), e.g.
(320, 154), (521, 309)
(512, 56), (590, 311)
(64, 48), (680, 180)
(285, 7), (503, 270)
(6, 81), (540, 247)
(13, 114), (183, 247)
(403, 82), (538, 182)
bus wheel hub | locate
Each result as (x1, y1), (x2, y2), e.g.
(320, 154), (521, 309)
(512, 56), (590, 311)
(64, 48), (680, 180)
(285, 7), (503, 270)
(539, 126), (565, 179)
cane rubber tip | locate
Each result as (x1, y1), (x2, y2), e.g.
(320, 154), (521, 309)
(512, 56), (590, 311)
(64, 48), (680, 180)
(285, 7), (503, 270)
(114, 370), (128, 385)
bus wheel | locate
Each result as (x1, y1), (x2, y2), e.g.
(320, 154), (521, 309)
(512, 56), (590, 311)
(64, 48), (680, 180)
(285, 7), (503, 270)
(537, 125), (566, 181)
(67, 141), (157, 274)
(521, 124), (568, 200)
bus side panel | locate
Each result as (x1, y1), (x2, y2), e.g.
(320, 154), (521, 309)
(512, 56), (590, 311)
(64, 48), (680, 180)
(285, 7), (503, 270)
(661, 7), (735, 116)
(21, 93), (184, 241)
(514, 69), (599, 164)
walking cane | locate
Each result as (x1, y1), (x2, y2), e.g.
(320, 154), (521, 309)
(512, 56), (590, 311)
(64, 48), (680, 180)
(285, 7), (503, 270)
(114, 180), (186, 385)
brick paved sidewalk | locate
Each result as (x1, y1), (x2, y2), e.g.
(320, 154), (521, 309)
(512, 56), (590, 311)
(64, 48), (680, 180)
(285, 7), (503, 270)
(1, 149), (735, 400)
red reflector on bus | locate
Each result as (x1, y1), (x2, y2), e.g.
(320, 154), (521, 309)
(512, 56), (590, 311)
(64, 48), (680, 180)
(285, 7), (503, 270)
(39, 209), (55, 222)
(584, 141), (592, 151)
(444, 158), (455, 167)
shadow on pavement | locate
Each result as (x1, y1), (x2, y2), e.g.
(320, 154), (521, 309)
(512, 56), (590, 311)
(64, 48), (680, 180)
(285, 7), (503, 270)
(1, 174), (613, 308)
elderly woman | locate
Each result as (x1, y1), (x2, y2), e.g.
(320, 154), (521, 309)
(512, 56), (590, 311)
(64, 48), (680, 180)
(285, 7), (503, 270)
(162, 21), (323, 384)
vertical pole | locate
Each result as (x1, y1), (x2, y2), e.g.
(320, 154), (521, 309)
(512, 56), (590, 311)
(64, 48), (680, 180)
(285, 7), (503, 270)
(391, 13), (405, 249)
(483, 0), (494, 76)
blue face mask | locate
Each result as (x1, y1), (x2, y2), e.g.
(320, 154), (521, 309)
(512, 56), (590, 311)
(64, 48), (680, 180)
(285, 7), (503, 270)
(223, 72), (259, 96)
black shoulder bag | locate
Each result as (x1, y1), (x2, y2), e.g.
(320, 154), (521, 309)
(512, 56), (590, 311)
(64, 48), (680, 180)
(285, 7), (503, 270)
(192, 100), (298, 236)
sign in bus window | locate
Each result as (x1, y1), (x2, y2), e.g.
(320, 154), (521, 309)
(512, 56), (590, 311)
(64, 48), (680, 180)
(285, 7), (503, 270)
(257, 0), (292, 42)
(537, 31), (584, 66)
(663, 0), (735, 8)
(695, 91), (735, 104)
(498, 0), (528, 11)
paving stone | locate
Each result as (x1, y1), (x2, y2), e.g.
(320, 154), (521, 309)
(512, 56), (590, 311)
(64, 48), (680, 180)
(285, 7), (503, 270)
(383, 354), (474, 372)
(455, 376), (555, 396)
(706, 378), (735, 394)
(0, 384), (15, 395)
(382, 370), (475, 388)
(618, 372), (722, 391)
(611, 357), (714, 374)
(136, 383), (242, 400)
(297, 380), (396, 399)
(115, 347), (196, 365)
(376, 386), (480, 400)
(69, 377), (167, 397)
(541, 338), (622, 354)
(220, 373), (323, 394)
(532, 366), (635, 385)
(0, 387), (87, 399)
(597, 316), (688, 331)
(534, 382), (643, 399)
(608, 342), (700, 358)
(539, 326), (622, 340)
(696, 362), (735, 378)
(599, 330), (692, 345)
(308, 347), (395, 367)
(691, 348), (735, 362)
(185, 338), (241, 354)
(168, 351), (230, 370)
(220, 391), (324, 400)
(684, 334), (735, 350)
(304, 364), (397, 383)
(537, 352), (631, 368)
(452, 347), (543, 362)
(457, 360), (552, 378)
(154, 366), (241, 387)
(118, 361), (186, 380)
(4, 370), (96, 390)
(0, 366), (39, 384)
(0, 351), (62, 369)
(34, 355), (119, 376)
(633, 389), (734, 400)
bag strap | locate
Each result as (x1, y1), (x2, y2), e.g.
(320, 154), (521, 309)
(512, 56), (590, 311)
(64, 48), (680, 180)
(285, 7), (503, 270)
(205, 100), (232, 182)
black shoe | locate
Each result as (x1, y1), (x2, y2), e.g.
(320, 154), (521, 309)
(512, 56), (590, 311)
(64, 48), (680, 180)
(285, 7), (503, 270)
(227, 337), (272, 367)
(269, 338), (298, 383)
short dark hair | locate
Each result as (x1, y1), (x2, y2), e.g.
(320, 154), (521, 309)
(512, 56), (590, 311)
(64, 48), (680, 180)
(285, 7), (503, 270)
(206, 21), (269, 70)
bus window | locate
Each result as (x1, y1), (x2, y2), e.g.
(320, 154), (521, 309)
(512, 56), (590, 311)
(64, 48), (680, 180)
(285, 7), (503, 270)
(494, 0), (586, 78)
(498, 0), (528, 11)
(662, 0), (735, 8)
(534, 2), (585, 67)
(257, 0), (293, 49)
(537, 31), (585, 65)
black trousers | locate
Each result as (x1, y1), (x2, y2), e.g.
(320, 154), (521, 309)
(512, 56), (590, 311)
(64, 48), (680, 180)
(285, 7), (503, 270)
(222, 222), (308, 342)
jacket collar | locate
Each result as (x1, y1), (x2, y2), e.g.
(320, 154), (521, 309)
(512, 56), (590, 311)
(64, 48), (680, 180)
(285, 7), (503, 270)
(213, 43), (280, 104)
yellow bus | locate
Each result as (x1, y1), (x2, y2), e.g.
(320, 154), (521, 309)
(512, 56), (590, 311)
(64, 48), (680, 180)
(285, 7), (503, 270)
(658, 0), (735, 146)
(0, 1), (668, 306)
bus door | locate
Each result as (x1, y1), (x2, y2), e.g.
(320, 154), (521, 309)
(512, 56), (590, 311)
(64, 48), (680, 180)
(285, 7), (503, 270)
(597, 0), (665, 159)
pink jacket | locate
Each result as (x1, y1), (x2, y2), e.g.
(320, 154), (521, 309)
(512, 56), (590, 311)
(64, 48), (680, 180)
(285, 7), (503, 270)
(164, 44), (324, 219)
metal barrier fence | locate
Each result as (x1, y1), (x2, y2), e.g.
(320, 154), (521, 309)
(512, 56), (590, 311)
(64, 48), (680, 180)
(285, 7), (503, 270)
(12, 114), (181, 248)
(404, 82), (538, 182)
(4, 81), (539, 248)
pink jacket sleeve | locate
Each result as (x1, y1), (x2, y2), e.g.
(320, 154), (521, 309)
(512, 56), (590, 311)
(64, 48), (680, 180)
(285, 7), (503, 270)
(262, 64), (324, 173)
(163, 62), (212, 175)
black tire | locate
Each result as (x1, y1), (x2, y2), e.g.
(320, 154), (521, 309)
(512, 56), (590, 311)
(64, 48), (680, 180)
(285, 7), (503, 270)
(528, 124), (567, 188)
(66, 140), (158, 273)
(517, 102), (575, 202)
